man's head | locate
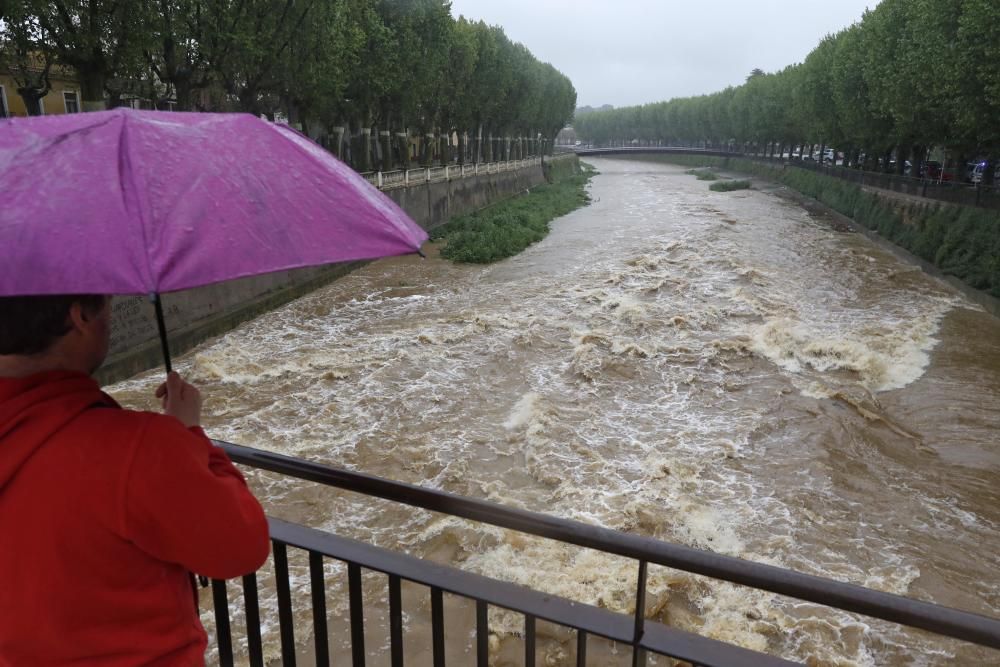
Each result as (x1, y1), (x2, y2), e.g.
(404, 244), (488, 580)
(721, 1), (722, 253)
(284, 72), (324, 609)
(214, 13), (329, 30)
(0, 295), (111, 377)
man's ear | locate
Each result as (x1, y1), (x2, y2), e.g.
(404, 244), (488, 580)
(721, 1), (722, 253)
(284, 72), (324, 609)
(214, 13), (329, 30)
(66, 302), (89, 333)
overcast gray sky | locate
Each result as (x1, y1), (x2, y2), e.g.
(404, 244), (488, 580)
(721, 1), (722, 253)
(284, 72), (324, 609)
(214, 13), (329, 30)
(448, 0), (880, 108)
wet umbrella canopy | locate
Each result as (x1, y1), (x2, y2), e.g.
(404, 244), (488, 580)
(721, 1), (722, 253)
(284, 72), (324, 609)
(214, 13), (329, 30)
(0, 108), (428, 369)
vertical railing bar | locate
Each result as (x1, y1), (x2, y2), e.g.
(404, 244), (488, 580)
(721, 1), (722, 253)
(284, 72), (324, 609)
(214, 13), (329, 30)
(576, 630), (587, 666)
(431, 586), (445, 667)
(309, 551), (330, 667)
(242, 572), (265, 667)
(524, 614), (536, 667)
(211, 578), (234, 667)
(632, 560), (648, 667)
(348, 562), (366, 667)
(476, 599), (489, 667)
(389, 574), (404, 667)
(273, 541), (297, 667)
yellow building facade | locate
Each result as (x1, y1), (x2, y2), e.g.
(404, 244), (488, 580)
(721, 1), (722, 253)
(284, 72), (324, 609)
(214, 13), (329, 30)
(0, 64), (82, 118)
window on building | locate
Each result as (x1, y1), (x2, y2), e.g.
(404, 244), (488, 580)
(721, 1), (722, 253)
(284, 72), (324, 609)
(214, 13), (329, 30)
(0, 86), (8, 118)
(63, 91), (80, 113)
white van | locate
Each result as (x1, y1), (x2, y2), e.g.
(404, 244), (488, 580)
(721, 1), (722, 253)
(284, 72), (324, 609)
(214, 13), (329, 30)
(970, 162), (987, 184)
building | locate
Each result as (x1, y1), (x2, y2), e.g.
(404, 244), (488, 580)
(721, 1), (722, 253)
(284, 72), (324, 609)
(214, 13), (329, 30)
(0, 58), (82, 117)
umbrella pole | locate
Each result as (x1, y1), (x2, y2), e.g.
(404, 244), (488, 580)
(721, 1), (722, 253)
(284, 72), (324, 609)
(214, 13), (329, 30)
(151, 293), (205, 592)
(150, 293), (173, 373)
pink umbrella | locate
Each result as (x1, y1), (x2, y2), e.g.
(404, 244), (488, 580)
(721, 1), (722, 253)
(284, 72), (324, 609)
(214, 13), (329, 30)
(0, 108), (427, 370)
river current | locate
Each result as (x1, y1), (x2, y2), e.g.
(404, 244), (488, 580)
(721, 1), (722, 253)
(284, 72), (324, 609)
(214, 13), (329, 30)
(110, 158), (1000, 665)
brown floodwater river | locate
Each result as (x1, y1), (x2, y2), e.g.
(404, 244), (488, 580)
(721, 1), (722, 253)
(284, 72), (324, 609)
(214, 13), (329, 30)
(110, 158), (1000, 665)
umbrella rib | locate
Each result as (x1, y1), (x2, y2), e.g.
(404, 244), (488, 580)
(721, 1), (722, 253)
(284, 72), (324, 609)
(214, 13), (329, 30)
(117, 116), (157, 294)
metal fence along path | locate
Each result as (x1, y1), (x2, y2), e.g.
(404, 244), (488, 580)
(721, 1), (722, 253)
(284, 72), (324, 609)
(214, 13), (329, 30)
(358, 156), (555, 192)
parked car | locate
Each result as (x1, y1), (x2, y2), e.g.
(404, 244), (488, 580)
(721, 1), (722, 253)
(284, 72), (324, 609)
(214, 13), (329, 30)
(888, 159), (912, 175)
(920, 161), (942, 180)
(922, 161), (955, 181)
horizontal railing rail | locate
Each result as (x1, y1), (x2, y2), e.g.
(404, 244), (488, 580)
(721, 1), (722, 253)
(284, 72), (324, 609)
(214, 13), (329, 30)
(381, 170), (406, 188)
(218, 441), (1000, 658)
(357, 156), (551, 191)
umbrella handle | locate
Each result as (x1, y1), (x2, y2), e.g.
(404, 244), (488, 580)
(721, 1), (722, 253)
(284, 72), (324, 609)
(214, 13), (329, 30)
(150, 293), (173, 374)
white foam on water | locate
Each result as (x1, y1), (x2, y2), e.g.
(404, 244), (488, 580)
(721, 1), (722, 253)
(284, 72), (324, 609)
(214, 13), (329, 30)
(749, 304), (953, 392)
(106, 160), (997, 665)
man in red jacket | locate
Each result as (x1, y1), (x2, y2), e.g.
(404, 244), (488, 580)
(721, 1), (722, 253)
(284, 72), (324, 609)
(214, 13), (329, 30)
(0, 294), (271, 666)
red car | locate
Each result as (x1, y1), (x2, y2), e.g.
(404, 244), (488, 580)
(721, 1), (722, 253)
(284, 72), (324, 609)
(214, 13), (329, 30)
(921, 161), (953, 181)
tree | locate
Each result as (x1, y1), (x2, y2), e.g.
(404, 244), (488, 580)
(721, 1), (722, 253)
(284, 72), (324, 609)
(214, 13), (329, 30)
(0, 10), (54, 115)
(953, 0), (1000, 184)
(27, 0), (146, 110)
(207, 0), (318, 116)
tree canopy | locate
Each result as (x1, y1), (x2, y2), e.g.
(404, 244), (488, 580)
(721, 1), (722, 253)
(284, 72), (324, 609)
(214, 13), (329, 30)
(574, 0), (1000, 168)
(1, 0), (577, 168)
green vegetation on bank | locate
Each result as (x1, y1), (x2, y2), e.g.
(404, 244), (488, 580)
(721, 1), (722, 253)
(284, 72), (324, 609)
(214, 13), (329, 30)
(430, 160), (595, 263)
(695, 171), (720, 181)
(652, 155), (1000, 297)
(575, 0), (1000, 179)
(709, 179), (752, 192)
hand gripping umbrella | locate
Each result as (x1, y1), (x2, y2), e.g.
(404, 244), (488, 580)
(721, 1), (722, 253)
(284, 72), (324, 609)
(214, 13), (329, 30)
(0, 108), (428, 369)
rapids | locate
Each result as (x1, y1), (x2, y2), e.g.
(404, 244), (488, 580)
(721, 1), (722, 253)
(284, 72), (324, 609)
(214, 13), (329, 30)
(110, 158), (1000, 665)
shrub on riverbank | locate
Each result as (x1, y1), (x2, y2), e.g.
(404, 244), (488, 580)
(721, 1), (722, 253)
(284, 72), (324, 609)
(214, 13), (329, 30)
(685, 168), (719, 181)
(710, 179), (751, 192)
(636, 154), (1000, 297)
(430, 160), (596, 263)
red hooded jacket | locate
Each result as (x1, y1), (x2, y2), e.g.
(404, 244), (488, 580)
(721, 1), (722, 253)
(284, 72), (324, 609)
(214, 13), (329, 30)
(0, 371), (270, 666)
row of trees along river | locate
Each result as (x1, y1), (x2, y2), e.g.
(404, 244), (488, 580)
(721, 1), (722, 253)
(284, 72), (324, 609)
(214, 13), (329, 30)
(574, 0), (1000, 186)
(0, 1), (577, 171)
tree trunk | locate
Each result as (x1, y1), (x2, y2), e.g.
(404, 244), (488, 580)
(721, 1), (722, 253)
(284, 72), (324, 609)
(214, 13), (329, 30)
(437, 130), (448, 165)
(79, 70), (107, 111)
(174, 77), (194, 111)
(379, 131), (393, 171)
(895, 144), (909, 175)
(331, 126), (345, 160)
(419, 133), (431, 166)
(353, 126), (371, 172)
(16, 88), (46, 116)
(394, 132), (407, 170)
(910, 145), (925, 179)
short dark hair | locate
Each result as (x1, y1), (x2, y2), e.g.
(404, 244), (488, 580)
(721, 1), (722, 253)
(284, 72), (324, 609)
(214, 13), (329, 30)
(0, 295), (108, 356)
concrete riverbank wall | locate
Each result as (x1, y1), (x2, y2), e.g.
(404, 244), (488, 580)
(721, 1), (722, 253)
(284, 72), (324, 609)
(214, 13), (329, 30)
(97, 158), (555, 384)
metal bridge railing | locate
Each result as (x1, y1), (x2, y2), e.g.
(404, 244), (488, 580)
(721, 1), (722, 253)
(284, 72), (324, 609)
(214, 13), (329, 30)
(210, 441), (1000, 666)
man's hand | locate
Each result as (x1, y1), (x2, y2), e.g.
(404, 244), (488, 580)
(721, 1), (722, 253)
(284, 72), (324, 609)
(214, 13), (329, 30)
(154, 372), (203, 429)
